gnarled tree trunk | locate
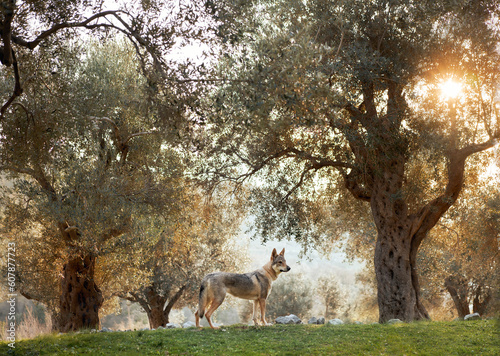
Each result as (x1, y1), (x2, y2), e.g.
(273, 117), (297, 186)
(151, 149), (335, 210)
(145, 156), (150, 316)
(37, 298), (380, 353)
(131, 284), (187, 329)
(143, 291), (168, 329)
(57, 254), (103, 332)
(370, 169), (430, 323)
(374, 230), (430, 322)
(444, 276), (470, 318)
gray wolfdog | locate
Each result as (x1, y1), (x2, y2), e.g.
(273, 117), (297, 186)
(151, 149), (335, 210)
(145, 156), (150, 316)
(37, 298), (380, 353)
(195, 248), (291, 328)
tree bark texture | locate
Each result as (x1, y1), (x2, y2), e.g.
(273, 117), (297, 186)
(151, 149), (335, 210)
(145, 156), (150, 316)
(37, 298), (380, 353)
(58, 254), (103, 332)
(444, 276), (470, 318)
(370, 165), (430, 323)
(342, 76), (495, 322)
(472, 285), (491, 315)
(133, 284), (187, 329)
(144, 293), (169, 329)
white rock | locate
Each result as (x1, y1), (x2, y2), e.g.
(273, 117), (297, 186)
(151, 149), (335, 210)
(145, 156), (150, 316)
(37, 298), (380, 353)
(327, 318), (343, 325)
(165, 323), (180, 329)
(387, 319), (403, 324)
(182, 321), (196, 328)
(275, 314), (302, 324)
(464, 313), (481, 321)
(308, 317), (325, 324)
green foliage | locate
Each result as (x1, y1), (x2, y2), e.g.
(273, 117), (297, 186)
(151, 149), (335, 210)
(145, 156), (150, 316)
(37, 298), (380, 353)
(197, 0), (500, 322)
(0, 320), (497, 355)
(418, 182), (500, 317)
(317, 274), (344, 319)
(0, 38), (187, 317)
(261, 273), (314, 320)
(119, 186), (249, 326)
(200, 0), (500, 248)
(1, 0), (227, 115)
(237, 273), (314, 323)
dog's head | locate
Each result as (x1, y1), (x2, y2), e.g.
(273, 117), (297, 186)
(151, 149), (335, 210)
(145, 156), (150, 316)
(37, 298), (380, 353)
(271, 248), (291, 274)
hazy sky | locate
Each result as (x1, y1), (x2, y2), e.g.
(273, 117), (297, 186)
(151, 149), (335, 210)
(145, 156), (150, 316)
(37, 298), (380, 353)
(243, 230), (364, 286)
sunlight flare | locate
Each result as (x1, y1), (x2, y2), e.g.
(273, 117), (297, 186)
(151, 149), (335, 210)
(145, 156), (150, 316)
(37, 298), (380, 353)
(440, 79), (462, 99)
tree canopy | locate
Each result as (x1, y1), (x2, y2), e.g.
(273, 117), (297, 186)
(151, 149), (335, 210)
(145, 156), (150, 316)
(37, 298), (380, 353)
(199, 0), (500, 322)
(420, 181), (500, 318)
(0, 37), (191, 329)
(119, 186), (248, 329)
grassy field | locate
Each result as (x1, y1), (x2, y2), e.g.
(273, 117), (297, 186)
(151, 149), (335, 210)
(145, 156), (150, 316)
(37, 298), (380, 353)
(1, 320), (498, 355)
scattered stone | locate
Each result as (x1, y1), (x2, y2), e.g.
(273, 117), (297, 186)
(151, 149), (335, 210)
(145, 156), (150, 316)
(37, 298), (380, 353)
(182, 321), (196, 328)
(354, 321), (363, 325)
(275, 314), (302, 324)
(387, 319), (403, 324)
(327, 319), (344, 325)
(100, 327), (113, 332)
(90, 329), (97, 333)
(464, 313), (481, 321)
(166, 323), (181, 329)
(140, 327), (149, 331)
(308, 317), (325, 324)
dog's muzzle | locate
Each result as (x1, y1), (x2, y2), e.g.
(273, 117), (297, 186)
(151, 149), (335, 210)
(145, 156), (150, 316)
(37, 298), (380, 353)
(282, 266), (291, 272)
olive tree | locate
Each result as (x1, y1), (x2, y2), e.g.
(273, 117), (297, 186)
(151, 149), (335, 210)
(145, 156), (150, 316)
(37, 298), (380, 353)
(200, 0), (500, 322)
(0, 40), (186, 331)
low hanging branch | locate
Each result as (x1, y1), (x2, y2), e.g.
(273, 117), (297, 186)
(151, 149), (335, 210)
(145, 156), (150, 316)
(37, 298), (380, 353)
(0, 9), (165, 118)
(89, 116), (157, 163)
(410, 137), (500, 243)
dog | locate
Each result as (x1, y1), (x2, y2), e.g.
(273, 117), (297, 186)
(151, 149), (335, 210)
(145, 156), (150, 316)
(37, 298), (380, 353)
(195, 248), (291, 328)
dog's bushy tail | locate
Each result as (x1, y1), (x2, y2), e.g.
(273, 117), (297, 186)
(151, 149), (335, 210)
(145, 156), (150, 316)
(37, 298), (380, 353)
(198, 282), (207, 319)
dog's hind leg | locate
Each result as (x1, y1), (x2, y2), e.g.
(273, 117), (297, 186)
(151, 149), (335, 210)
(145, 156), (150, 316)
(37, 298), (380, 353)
(204, 295), (225, 329)
(195, 310), (201, 328)
(195, 282), (208, 327)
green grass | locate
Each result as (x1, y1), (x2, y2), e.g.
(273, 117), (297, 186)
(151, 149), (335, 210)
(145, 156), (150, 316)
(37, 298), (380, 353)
(1, 320), (498, 355)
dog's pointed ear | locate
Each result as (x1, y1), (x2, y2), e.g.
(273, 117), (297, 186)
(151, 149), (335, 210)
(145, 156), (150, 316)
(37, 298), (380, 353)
(279, 248), (285, 256)
(271, 248), (278, 260)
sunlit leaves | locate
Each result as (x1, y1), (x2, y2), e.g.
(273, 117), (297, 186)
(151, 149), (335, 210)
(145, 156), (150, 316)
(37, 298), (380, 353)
(0, 38), (186, 317)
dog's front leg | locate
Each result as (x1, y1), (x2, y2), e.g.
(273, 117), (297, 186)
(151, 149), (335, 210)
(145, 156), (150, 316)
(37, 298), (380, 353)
(252, 300), (260, 326)
(259, 299), (270, 326)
